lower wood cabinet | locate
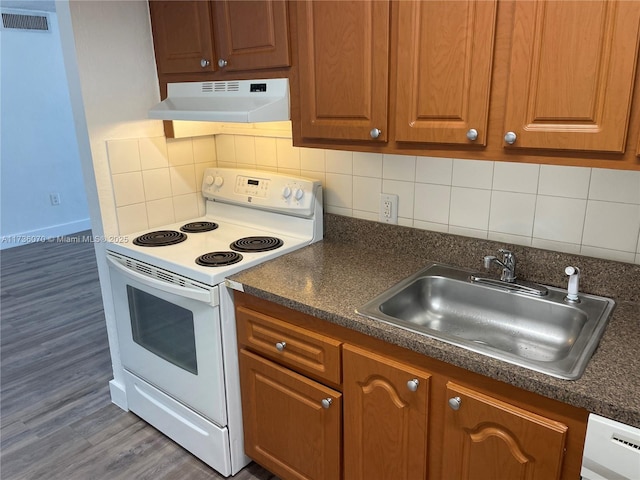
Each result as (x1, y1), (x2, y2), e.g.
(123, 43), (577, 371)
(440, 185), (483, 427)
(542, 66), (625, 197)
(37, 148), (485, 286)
(443, 382), (568, 480)
(235, 292), (587, 480)
(239, 349), (341, 480)
(343, 344), (431, 480)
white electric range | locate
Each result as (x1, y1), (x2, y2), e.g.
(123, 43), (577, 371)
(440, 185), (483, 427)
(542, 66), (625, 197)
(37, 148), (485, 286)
(105, 167), (322, 476)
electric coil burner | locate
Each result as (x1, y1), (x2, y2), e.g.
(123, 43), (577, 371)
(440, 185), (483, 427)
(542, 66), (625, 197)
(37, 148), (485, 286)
(105, 168), (323, 477)
(132, 230), (187, 247)
(181, 221), (219, 233)
(196, 251), (243, 267)
(230, 236), (283, 253)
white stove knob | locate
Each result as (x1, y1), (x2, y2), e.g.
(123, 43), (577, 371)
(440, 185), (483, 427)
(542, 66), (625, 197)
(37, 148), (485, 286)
(213, 176), (224, 187)
(204, 175), (214, 185)
(282, 186), (292, 199)
(294, 188), (304, 200)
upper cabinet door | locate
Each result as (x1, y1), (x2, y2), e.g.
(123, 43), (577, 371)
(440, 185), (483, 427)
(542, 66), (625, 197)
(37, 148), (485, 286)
(149, 1), (216, 75)
(395, 1), (497, 146)
(297, 0), (390, 141)
(503, 0), (640, 153)
(212, 0), (290, 72)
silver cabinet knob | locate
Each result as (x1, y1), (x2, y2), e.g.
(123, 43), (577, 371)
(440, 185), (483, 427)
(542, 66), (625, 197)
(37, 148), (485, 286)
(200, 58), (210, 68)
(504, 131), (517, 145)
(466, 128), (478, 141)
(370, 128), (382, 139)
(407, 379), (420, 392)
(218, 58), (228, 68)
(275, 341), (286, 352)
(448, 396), (462, 411)
(321, 398), (333, 409)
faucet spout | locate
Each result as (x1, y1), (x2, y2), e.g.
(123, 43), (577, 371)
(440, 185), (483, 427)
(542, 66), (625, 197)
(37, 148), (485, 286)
(484, 249), (517, 283)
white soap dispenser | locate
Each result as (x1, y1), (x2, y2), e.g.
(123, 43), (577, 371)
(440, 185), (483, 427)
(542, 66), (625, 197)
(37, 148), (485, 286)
(564, 266), (581, 303)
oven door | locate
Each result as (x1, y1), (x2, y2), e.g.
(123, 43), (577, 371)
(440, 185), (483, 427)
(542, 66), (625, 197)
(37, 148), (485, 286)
(107, 254), (227, 426)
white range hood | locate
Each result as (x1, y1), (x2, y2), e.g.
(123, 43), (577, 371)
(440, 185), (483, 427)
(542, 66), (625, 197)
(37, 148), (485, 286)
(149, 78), (289, 123)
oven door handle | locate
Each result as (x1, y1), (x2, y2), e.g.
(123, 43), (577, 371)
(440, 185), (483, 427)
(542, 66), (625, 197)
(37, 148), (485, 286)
(106, 256), (216, 305)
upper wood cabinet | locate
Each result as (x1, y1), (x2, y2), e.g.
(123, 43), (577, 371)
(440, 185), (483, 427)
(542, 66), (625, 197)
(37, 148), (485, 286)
(394, 0), (497, 146)
(343, 344), (430, 480)
(296, 0), (390, 141)
(149, 1), (216, 75)
(503, 0), (640, 153)
(211, 0), (290, 72)
(443, 382), (568, 480)
(149, 0), (290, 77)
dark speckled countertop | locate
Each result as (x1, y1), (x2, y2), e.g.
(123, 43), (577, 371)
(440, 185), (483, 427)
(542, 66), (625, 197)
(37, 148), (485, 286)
(229, 214), (640, 428)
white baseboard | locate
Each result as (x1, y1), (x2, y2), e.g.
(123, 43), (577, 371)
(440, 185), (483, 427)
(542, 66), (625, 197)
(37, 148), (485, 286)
(0, 218), (92, 250)
(109, 379), (128, 411)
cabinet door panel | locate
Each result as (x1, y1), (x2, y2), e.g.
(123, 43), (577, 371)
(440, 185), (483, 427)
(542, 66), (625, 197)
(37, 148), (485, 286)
(443, 382), (568, 480)
(149, 1), (216, 75)
(343, 344), (430, 480)
(212, 0), (290, 72)
(504, 0), (640, 152)
(297, 0), (390, 141)
(239, 349), (341, 480)
(395, 0), (497, 145)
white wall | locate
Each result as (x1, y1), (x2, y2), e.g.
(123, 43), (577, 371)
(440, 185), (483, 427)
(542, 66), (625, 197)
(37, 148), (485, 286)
(56, 0), (168, 408)
(0, 6), (90, 248)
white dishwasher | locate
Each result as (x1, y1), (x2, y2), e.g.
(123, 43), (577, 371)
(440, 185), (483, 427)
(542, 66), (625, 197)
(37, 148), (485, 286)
(581, 414), (640, 480)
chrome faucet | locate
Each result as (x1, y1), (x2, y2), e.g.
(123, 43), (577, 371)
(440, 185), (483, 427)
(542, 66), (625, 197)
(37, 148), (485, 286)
(483, 249), (517, 283)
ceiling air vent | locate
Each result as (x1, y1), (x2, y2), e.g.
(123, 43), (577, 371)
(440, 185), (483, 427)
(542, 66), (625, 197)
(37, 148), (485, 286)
(1, 12), (50, 31)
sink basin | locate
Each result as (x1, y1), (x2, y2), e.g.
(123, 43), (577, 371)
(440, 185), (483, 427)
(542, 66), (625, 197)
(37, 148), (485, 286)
(356, 263), (615, 380)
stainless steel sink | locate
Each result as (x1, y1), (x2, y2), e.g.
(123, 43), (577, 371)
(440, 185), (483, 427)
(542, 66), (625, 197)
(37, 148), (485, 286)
(356, 263), (615, 380)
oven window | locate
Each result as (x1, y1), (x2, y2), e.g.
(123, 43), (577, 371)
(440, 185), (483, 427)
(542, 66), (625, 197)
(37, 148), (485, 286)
(126, 286), (198, 375)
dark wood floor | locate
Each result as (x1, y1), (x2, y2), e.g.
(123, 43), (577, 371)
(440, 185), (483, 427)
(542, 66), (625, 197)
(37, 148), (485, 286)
(0, 233), (278, 480)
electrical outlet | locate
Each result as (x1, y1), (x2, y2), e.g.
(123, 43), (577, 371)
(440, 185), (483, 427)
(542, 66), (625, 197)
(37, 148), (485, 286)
(379, 193), (398, 224)
(49, 193), (61, 206)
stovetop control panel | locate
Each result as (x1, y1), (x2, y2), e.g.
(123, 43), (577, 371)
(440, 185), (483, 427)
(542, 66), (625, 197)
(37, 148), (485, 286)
(202, 167), (321, 217)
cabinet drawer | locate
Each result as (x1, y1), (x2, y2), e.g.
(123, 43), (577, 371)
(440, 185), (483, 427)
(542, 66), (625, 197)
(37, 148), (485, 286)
(236, 306), (342, 385)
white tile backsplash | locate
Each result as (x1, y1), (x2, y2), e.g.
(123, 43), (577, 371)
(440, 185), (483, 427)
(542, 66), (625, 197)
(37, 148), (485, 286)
(353, 152), (383, 177)
(325, 173), (353, 209)
(107, 138), (140, 174)
(325, 150), (353, 174)
(413, 183), (450, 224)
(353, 176), (382, 213)
(170, 165), (197, 196)
(109, 136), (216, 235)
(538, 165), (591, 198)
(234, 136), (256, 166)
(383, 154), (416, 181)
(167, 138), (194, 166)
(588, 169), (640, 204)
(139, 137), (168, 170)
(107, 132), (640, 264)
(112, 172), (145, 206)
(449, 187), (491, 230)
(146, 197), (175, 227)
(492, 162), (539, 194)
(142, 168), (171, 201)
(533, 196), (587, 244)
(582, 201), (640, 252)
(415, 156), (453, 185)
(489, 191), (536, 236)
(452, 159), (494, 189)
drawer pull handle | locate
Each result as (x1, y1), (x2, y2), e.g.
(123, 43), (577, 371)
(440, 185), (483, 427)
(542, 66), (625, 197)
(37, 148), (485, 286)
(448, 396), (462, 410)
(275, 341), (286, 352)
(321, 398), (333, 409)
(407, 379), (420, 392)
